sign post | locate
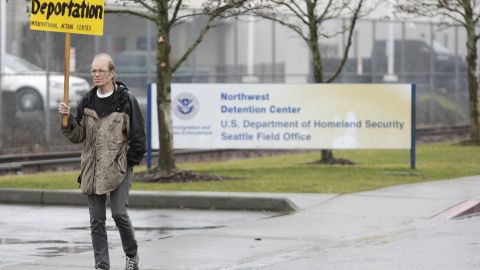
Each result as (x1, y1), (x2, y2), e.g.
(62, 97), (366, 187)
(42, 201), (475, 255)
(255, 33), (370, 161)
(29, 0), (105, 127)
(63, 33), (70, 126)
(410, 84), (416, 170)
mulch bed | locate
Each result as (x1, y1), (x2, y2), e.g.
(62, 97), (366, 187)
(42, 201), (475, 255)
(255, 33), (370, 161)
(134, 169), (238, 183)
(310, 158), (355, 165)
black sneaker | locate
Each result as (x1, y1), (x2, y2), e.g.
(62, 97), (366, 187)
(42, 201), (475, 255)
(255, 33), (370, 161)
(125, 254), (139, 270)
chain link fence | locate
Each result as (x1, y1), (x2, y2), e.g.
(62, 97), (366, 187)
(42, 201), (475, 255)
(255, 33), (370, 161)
(0, 1), (472, 154)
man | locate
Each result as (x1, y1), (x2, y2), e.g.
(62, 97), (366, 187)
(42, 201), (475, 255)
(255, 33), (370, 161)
(58, 53), (145, 270)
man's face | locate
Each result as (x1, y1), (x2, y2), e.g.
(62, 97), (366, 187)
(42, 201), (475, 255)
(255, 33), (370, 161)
(91, 57), (114, 88)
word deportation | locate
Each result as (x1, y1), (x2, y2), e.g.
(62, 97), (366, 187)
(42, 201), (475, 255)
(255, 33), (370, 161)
(31, 0), (103, 21)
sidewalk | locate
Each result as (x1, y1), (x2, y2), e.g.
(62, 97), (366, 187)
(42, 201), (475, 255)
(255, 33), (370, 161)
(3, 175), (480, 269)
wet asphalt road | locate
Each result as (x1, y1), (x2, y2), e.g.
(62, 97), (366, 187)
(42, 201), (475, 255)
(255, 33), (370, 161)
(3, 176), (480, 269)
(0, 204), (275, 267)
(257, 215), (480, 270)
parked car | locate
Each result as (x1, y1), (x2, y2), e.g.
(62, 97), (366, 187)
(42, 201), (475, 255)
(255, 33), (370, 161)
(370, 39), (467, 74)
(323, 39), (468, 91)
(1, 54), (90, 112)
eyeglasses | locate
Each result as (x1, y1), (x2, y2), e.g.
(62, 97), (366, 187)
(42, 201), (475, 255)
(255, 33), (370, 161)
(91, 69), (109, 75)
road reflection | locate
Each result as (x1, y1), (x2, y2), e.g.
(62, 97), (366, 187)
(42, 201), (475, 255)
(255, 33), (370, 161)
(0, 204), (275, 266)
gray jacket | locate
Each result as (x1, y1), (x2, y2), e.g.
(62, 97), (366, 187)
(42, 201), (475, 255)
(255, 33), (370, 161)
(62, 82), (146, 195)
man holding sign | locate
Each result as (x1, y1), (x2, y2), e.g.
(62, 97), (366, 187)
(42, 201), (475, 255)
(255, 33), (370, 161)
(32, 1), (145, 269)
(59, 53), (145, 270)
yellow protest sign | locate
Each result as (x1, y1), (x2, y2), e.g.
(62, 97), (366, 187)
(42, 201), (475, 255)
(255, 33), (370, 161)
(30, 0), (104, 36)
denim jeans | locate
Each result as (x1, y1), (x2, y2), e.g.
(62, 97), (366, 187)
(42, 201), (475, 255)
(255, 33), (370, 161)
(88, 168), (138, 270)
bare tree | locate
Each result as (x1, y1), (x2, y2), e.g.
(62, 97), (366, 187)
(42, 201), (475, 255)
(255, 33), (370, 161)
(108, 0), (258, 177)
(397, 0), (480, 144)
(254, 0), (366, 163)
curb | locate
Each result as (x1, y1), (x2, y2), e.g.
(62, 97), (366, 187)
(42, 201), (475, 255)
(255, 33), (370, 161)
(433, 199), (480, 220)
(0, 188), (299, 213)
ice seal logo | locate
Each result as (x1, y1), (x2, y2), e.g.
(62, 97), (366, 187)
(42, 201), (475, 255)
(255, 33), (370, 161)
(174, 93), (199, 120)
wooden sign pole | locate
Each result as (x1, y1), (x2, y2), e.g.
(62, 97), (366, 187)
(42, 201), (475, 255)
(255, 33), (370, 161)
(62, 32), (71, 127)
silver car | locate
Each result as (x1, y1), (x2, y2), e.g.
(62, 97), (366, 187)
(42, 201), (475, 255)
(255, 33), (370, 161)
(2, 54), (90, 112)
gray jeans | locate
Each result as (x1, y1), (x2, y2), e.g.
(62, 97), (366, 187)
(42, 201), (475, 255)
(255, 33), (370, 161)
(88, 168), (138, 270)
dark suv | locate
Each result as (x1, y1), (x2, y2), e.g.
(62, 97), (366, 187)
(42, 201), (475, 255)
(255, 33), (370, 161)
(371, 39), (466, 74)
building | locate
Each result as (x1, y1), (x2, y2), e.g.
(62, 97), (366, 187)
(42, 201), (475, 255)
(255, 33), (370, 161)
(1, 0), (472, 126)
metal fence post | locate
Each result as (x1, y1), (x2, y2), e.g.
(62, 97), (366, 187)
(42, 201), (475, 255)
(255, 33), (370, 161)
(401, 21), (406, 83)
(371, 20), (376, 83)
(146, 19), (152, 84)
(341, 18), (346, 82)
(429, 23), (435, 124)
(234, 16), (239, 82)
(454, 25), (460, 123)
(0, 0), (6, 149)
(146, 83), (152, 169)
(44, 32), (51, 145)
(190, 10), (198, 83)
(271, 16), (276, 82)
(94, 35), (100, 55)
(411, 84), (416, 170)
(354, 30), (358, 77)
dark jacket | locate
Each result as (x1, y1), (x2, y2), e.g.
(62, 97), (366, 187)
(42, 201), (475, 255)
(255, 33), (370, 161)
(62, 81), (146, 195)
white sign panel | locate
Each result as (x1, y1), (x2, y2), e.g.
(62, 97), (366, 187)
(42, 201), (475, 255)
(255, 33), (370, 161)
(150, 84), (412, 149)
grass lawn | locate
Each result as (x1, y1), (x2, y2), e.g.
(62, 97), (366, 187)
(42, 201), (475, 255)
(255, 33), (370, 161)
(0, 142), (479, 194)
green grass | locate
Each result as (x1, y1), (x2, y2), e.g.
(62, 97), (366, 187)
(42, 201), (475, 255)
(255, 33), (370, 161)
(1, 142), (479, 194)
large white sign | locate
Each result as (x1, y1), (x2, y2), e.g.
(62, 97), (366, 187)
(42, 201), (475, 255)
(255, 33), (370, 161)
(150, 84), (412, 149)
